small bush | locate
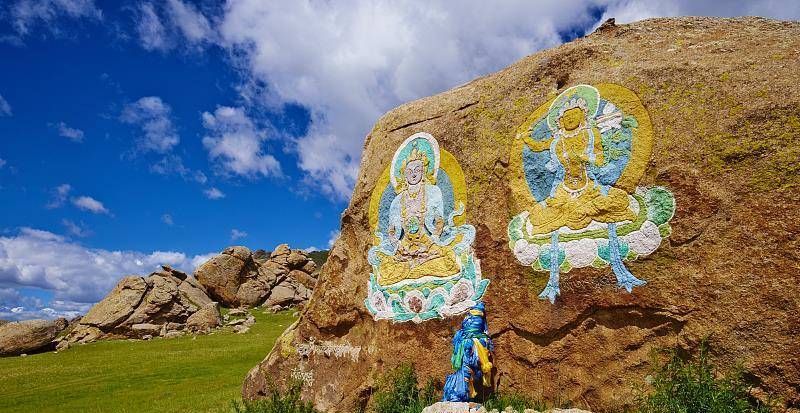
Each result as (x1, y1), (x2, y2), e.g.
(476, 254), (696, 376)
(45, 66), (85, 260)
(231, 382), (317, 413)
(635, 343), (771, 413)
(372, 364), (439, 413)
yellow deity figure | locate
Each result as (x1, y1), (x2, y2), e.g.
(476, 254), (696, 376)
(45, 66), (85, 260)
(517, 91), (636, 235)
(508, 84), (666, 304)
(375, 143), (461, 286)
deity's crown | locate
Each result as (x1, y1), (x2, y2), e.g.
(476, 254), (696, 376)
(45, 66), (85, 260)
(558, 95), (588, 117)
(401, 144), (430, 172)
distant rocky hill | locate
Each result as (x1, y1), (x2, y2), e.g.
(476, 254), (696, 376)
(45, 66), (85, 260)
(243, 17), (800, 412)
(0, 244), (327, 356)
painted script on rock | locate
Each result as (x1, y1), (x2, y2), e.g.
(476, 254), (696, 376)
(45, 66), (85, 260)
(366, 132), (489, 322)
(507, 84), (675, 303)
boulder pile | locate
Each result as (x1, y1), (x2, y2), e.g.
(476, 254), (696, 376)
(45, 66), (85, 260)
(23, 244), (320, 350)
(58, 265), (218, 347)
(194, 244), (318, 309)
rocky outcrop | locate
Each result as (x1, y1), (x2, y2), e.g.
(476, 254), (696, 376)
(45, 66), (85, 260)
(243, 17), (800, 412)
(60, 265), (215, 345)
(0, 318), (68, 356)
(194, 245), (317, 308)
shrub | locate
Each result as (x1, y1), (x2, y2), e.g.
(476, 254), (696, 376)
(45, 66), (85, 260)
(635, 343), (772, 413)
(231, 382), (317, 413)
(371, 364), (438, 413)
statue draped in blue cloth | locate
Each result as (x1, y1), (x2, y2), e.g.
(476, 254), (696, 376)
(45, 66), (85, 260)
(442, 302), (494, 402)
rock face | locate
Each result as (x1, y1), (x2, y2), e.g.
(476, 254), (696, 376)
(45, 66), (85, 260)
(242, 17), (800, 412)
(0, 318), (68, 356)
(61, 266), (215, 344)
(194, 245), (317, 308)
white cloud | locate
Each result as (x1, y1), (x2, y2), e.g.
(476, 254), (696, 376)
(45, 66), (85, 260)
(190, 252), (216, 269)
(0, 94), (11, 116)
(201, 106), (281, 179)
(203, 187), (225, 200)
(215, 1), (597, 199)
(5, 0), (102, 40)
(62, 219), (91, 238)
(135, 2), (169, 52)
(46, 183), (72, 209)
(161, 214), (174, 226)
(54, 121), (84, 142)
(132, 0), (214, 52)
(327, 230), (340, 249)
(0, 228), (214, 318)
(0, 158), (6, 169)
(166, 0), (213, 43)
(207, 0), (800, 201)
(230, 228), (247, 241)
(120, 96), (180, 154)
(71, 195), (110, 215)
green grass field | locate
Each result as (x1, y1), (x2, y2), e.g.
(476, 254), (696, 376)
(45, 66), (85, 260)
(0, 309), (297, 413)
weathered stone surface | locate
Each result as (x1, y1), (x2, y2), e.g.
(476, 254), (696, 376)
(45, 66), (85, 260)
(81, 276), (147, 328)
(236, 279), (272, 307)
(224, 246), (253, 262)
(61, 266), (218, 345)
(287, 250), (308, 268)
(186, 303), (221, 333)
(0, 318), (68, 356)
(243, 17), (800, 412)
(179, 276), (214, 308)
(193, 245), (317, 307)
(194, 252), (248, 304)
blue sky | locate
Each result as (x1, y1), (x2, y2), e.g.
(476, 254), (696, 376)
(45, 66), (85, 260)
(0, 0), (797, 321)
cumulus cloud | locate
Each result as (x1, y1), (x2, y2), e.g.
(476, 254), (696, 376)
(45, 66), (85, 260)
(53, 121), (84, 142)
(203, 187), (225, 200)
(71, 195), (110, 215)
(0, 158), (6, 169)
(230, 228), (247, 241)
(206, 0), (799, 201)
(0, 228), (213, 315)
(0, 288), (85, 321)
(215, 1), (600, 199)
(201, 106), (281, 179)
(120, 96), (180, 154)
(3, 0), (102, 41)
(0, 94), (11, 116)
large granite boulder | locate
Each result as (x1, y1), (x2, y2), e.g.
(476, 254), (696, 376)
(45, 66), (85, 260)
(61, 266), (215, 344)
(186, 302), (222, 333)
(0, 318), (68, 356)
(243, 17), (800, 412)
(194, 244), (319, 308)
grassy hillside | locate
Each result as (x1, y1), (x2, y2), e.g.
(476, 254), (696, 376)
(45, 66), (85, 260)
(0, 309), (297, 413)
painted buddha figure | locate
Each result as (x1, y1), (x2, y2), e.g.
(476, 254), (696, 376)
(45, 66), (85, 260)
(376, 145), (460, 286)
(519, 95), (636, 235)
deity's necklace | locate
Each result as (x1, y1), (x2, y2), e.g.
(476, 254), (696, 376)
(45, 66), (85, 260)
(559, 127), (589, 192)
